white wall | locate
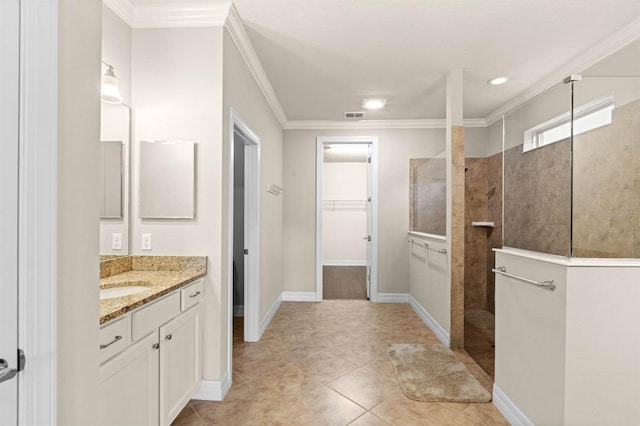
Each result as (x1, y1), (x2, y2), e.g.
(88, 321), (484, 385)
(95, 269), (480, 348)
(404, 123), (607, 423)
(486, 119), (503, 157)
(57, 0), (102, 423)
(222, 31), (284, 326)
(494, 250), (568, 425)
(564, 267), (640, 425)
(101, 5), (131, 104)
(408, 234), (450, 341)
(131, 26), (225, 380)
(322, 162), (367, 262)
(99, 103), (130, 254)
(284, 128), (445, 295)
(100, 6), (132, 255)
(493, 249), (640, 426)
(464, 127), (489, 158)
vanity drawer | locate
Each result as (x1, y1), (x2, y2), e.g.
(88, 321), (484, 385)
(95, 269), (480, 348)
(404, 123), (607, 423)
(99, 315), (130, 364)
(132, 292), (180, 341)
(181, 279), (203, 311)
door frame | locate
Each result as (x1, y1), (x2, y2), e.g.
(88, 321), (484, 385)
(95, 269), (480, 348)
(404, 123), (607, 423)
(17, 1), (58, 423)
(227, 109), (261, 374)
(315, 136), (379, 302)
(1, 0), (20, 423)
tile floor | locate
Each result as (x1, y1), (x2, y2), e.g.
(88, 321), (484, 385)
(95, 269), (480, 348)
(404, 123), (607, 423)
(172, 301), (508, 425)
(464, 310), (496, 379)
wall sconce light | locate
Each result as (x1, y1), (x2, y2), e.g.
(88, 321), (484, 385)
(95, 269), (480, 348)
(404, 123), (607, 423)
(101, 61), (123, 104)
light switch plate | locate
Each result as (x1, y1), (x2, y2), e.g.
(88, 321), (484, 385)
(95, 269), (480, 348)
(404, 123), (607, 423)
(112, 233), (122, 250)
(141, 234), (152, 251)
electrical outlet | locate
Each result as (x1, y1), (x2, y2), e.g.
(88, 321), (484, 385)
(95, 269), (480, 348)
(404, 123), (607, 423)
(112, 233), (122, 250)
(141, 234), (152, 251)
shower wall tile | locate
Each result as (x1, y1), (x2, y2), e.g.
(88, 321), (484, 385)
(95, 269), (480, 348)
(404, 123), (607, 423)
(503, 138), (571, 256)
(573, 98), (640, 258)
(464, 158), (487, 310)
(450, 126), (465, 349)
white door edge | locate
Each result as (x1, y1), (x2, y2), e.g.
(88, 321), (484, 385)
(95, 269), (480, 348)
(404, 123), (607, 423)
(17, 1), (59, 424)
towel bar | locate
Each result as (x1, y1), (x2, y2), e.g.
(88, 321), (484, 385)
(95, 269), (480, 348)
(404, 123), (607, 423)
(408, 239), (447, 254)
(492, 266), (556, 291)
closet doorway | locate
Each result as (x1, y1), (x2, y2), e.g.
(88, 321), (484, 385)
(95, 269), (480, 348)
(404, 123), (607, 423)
(316, 136), (378, 301)
(228, 110), (260, 350)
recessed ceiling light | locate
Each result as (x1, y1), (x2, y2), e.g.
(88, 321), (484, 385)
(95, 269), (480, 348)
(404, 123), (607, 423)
(361, 98), (387, 109)
(487, 76), (509, 85)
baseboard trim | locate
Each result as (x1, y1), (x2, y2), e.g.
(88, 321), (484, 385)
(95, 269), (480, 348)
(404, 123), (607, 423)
(322, 260), (367, 266)
(281, 291), (317, 302)
(259, 294), (282, 338)
(408, 295), (450, 347)
(192, 371), (231, 401)
(493, 384), (534, 426)
(376, 293), (410, 303)
(233, 305), (244, 316)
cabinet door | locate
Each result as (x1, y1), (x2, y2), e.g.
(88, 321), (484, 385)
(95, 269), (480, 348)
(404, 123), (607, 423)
(99, 331), (160, 426)
(159, 304), (203, 426)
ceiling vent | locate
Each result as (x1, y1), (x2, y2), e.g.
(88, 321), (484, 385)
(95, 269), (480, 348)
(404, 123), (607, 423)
(344, 111), (366, 119)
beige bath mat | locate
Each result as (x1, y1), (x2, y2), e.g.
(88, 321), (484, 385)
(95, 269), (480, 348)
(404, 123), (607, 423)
(387, 343), (491, 403)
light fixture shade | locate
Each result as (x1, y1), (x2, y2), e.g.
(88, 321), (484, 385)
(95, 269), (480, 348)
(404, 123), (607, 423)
(101, 66), (123, 104)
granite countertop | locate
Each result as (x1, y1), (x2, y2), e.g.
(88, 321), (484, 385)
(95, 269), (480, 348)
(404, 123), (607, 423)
(99, 256), (207, 324)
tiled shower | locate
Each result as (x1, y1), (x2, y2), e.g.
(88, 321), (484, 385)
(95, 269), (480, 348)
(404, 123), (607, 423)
(466, 43), (640, 378)
(464, 153), (502, 378)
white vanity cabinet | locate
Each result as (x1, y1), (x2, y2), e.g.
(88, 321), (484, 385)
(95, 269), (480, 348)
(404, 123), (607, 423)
(98, 331), (160, 426)
(98, 279), (204, 426)
(159, 304), (202, 426)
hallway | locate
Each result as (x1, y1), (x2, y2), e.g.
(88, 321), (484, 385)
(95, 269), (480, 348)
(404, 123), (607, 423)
(172, 301), (507, 425)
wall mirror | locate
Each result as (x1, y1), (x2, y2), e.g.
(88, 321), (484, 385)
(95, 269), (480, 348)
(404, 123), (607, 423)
(99, 141), (123, 218)
(139, 140), (196, 219)
(100, 102), (131, 256)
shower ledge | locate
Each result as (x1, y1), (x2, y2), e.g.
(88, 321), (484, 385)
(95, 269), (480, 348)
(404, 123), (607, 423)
(472, 222), (495, 228)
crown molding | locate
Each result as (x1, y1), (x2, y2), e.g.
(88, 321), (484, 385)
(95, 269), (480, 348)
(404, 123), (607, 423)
(103, 0), (135, 26)
(462, 118), (488, 128)
(485, 15), (640, 125)
(103, 0), (232, 28)
(133, 1), (231, 28)
(284, 118), (487, 130)
(224, 4), (288, 127)
(103, 1), (639, 131)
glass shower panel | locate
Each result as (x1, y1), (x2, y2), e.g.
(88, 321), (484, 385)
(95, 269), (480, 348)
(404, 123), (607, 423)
(410, 155), (446, 235)
(572, 73), (640, 257)
(502, 82), (572, 256)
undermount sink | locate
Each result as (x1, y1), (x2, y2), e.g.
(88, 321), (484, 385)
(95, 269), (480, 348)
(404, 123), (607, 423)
(100, 281), (153, 300)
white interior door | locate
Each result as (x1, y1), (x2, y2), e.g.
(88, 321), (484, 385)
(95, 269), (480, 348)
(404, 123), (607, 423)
(0, 0), (20, 423)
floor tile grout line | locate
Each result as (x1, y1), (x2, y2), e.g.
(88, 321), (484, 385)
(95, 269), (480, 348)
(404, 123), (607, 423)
(197, 301), (506, 426)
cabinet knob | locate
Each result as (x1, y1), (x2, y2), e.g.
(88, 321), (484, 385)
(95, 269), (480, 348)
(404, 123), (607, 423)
(152, 343), (160, 350)
(165, 334), (172, 341)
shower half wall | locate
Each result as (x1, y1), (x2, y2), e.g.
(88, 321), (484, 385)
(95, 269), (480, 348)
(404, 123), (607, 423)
(494, 41), (640, 426)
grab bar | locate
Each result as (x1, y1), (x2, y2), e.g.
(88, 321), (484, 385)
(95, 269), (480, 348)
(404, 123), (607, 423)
(408, 239), (447, 254)
(492, 266), (556, 291)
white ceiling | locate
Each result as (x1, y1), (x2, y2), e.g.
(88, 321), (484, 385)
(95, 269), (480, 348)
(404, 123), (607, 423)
(122, 0), (640, 123)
